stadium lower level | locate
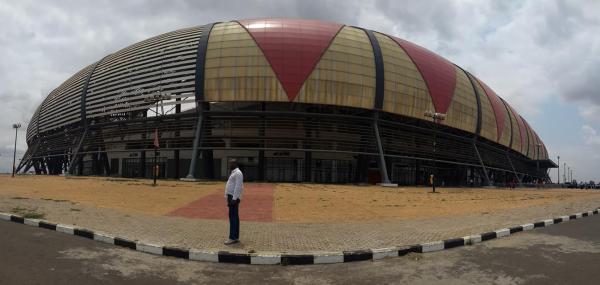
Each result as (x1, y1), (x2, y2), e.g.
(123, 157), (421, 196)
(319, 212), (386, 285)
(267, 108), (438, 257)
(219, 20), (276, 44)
(18, 102), (554, 187)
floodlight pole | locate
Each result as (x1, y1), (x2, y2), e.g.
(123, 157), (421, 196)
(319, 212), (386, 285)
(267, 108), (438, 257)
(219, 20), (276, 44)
(12, 123), (21, 177)
(557, 156), (560, 185)
(424, 111), (445, 193)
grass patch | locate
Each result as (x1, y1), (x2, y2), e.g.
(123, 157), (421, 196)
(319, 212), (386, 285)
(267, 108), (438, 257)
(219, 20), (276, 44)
(107, 178), (140, 183)
(11, 197), (29, 200)
(23, 212), (45, 219)
(11, 206), (27, 213)
(41, 198), (69, 203)
(11, 206), (45, 219)
(64, 176), (91, 180)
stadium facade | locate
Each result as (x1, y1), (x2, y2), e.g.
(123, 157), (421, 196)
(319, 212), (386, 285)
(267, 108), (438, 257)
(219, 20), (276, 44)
(19, 18), (556, 186)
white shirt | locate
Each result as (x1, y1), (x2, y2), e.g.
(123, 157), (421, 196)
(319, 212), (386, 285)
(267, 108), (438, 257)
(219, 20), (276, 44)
(224, 167), (244, 200)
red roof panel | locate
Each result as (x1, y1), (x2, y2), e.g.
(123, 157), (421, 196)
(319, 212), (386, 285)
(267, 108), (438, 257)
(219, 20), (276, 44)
(506, 102), (527, 153)
(475, 77), (506, 142)
(238, 18), (343, 101)
(389, 36), (457, 115)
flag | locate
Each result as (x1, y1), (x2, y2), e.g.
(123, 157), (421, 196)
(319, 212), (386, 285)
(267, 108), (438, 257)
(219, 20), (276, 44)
(153, 129), (159, 148)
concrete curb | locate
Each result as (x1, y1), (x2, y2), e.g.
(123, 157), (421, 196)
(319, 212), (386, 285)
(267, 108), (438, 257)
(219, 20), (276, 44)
(1, 208), (598, 266)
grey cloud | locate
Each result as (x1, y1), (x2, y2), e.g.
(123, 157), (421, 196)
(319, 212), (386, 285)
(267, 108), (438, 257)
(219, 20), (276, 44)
(374, 0), (459, 41)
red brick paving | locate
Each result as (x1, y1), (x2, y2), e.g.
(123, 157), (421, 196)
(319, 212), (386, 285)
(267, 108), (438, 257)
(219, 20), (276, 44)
(167, 183), (274, 222)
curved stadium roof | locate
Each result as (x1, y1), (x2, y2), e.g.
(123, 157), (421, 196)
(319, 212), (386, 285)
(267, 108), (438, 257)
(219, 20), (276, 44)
(26, 18), (548, 161)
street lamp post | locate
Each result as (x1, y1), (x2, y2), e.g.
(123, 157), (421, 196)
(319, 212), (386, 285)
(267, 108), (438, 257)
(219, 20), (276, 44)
(424, 111), (446, 193)
(571, 169), (574, 183)
(564, 163), (567, 184)
(536, 143), (541, 182)
(12, 123), (21, 177)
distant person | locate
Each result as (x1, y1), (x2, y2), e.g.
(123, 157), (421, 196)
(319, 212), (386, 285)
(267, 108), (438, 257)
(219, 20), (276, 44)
(224, 159), (244, 245)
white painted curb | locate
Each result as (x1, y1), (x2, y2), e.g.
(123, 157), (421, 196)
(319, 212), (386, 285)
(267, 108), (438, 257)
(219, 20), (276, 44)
(313, 252), (344, 264)
(93, 232), (115, 244)
(56, 224), (75, 235)
(137, 242), (163, 255)
(421, 241), (444, 253)
(251, 254), (281, 265)
(495, 228), (510, 238)
(522, 223), (534, 231)
(372, 248), (398, 260)
(0, 213), (11, 221)
(189, 249), (219, 262)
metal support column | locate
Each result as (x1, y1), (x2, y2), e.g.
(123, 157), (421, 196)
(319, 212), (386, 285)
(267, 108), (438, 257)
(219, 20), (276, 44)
(92, 148), (100, 175)
(373, 112), (391, 185)
(505, 153), (522, 186)
(304, 151), (312, 182)
(472, 141), (492, 186)
(77, 155), (83, 175)
(174, 98), (181, 179)
(185, 106), (205, 179)
(174, 150), (180, 178)
(67, 129), (88, 174)
(17, 140), (40, 173)
(258, 150), (265, 181)
(183, 23), (214, 180)
(415, 159), (421, 185)
(102, 151), (111, 175)
(140, 150), (146, 178)
(258, 102), (266, 181)
(303, 115), (313, 182)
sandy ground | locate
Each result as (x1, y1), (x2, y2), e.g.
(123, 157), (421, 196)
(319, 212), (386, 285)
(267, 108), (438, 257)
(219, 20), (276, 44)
(274, 183), (600, 222)
(0, 174), (220, 215)
(2, 174), (600, 223)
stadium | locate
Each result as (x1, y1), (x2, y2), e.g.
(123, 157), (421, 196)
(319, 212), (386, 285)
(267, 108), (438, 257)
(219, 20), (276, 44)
(18, 18), (556, 186)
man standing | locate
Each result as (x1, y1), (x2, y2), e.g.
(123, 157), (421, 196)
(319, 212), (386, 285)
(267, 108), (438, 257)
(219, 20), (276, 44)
(224, 159), (243, 245)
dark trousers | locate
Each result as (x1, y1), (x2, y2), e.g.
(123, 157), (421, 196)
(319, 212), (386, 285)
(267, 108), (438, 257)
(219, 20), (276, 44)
(227, 195), (240, 240)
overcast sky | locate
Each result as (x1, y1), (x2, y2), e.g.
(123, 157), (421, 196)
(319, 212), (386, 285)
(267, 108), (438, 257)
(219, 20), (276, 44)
(0, 0), (599, 182)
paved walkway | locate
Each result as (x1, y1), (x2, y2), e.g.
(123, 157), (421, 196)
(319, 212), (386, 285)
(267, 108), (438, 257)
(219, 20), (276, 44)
(1, 193), (599, 252)
(168, 184), (274, 222)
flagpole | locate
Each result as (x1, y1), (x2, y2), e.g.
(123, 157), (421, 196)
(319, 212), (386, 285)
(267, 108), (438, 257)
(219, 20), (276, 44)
(153, 138), (157, 186)
(144, 93), (170, 187)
